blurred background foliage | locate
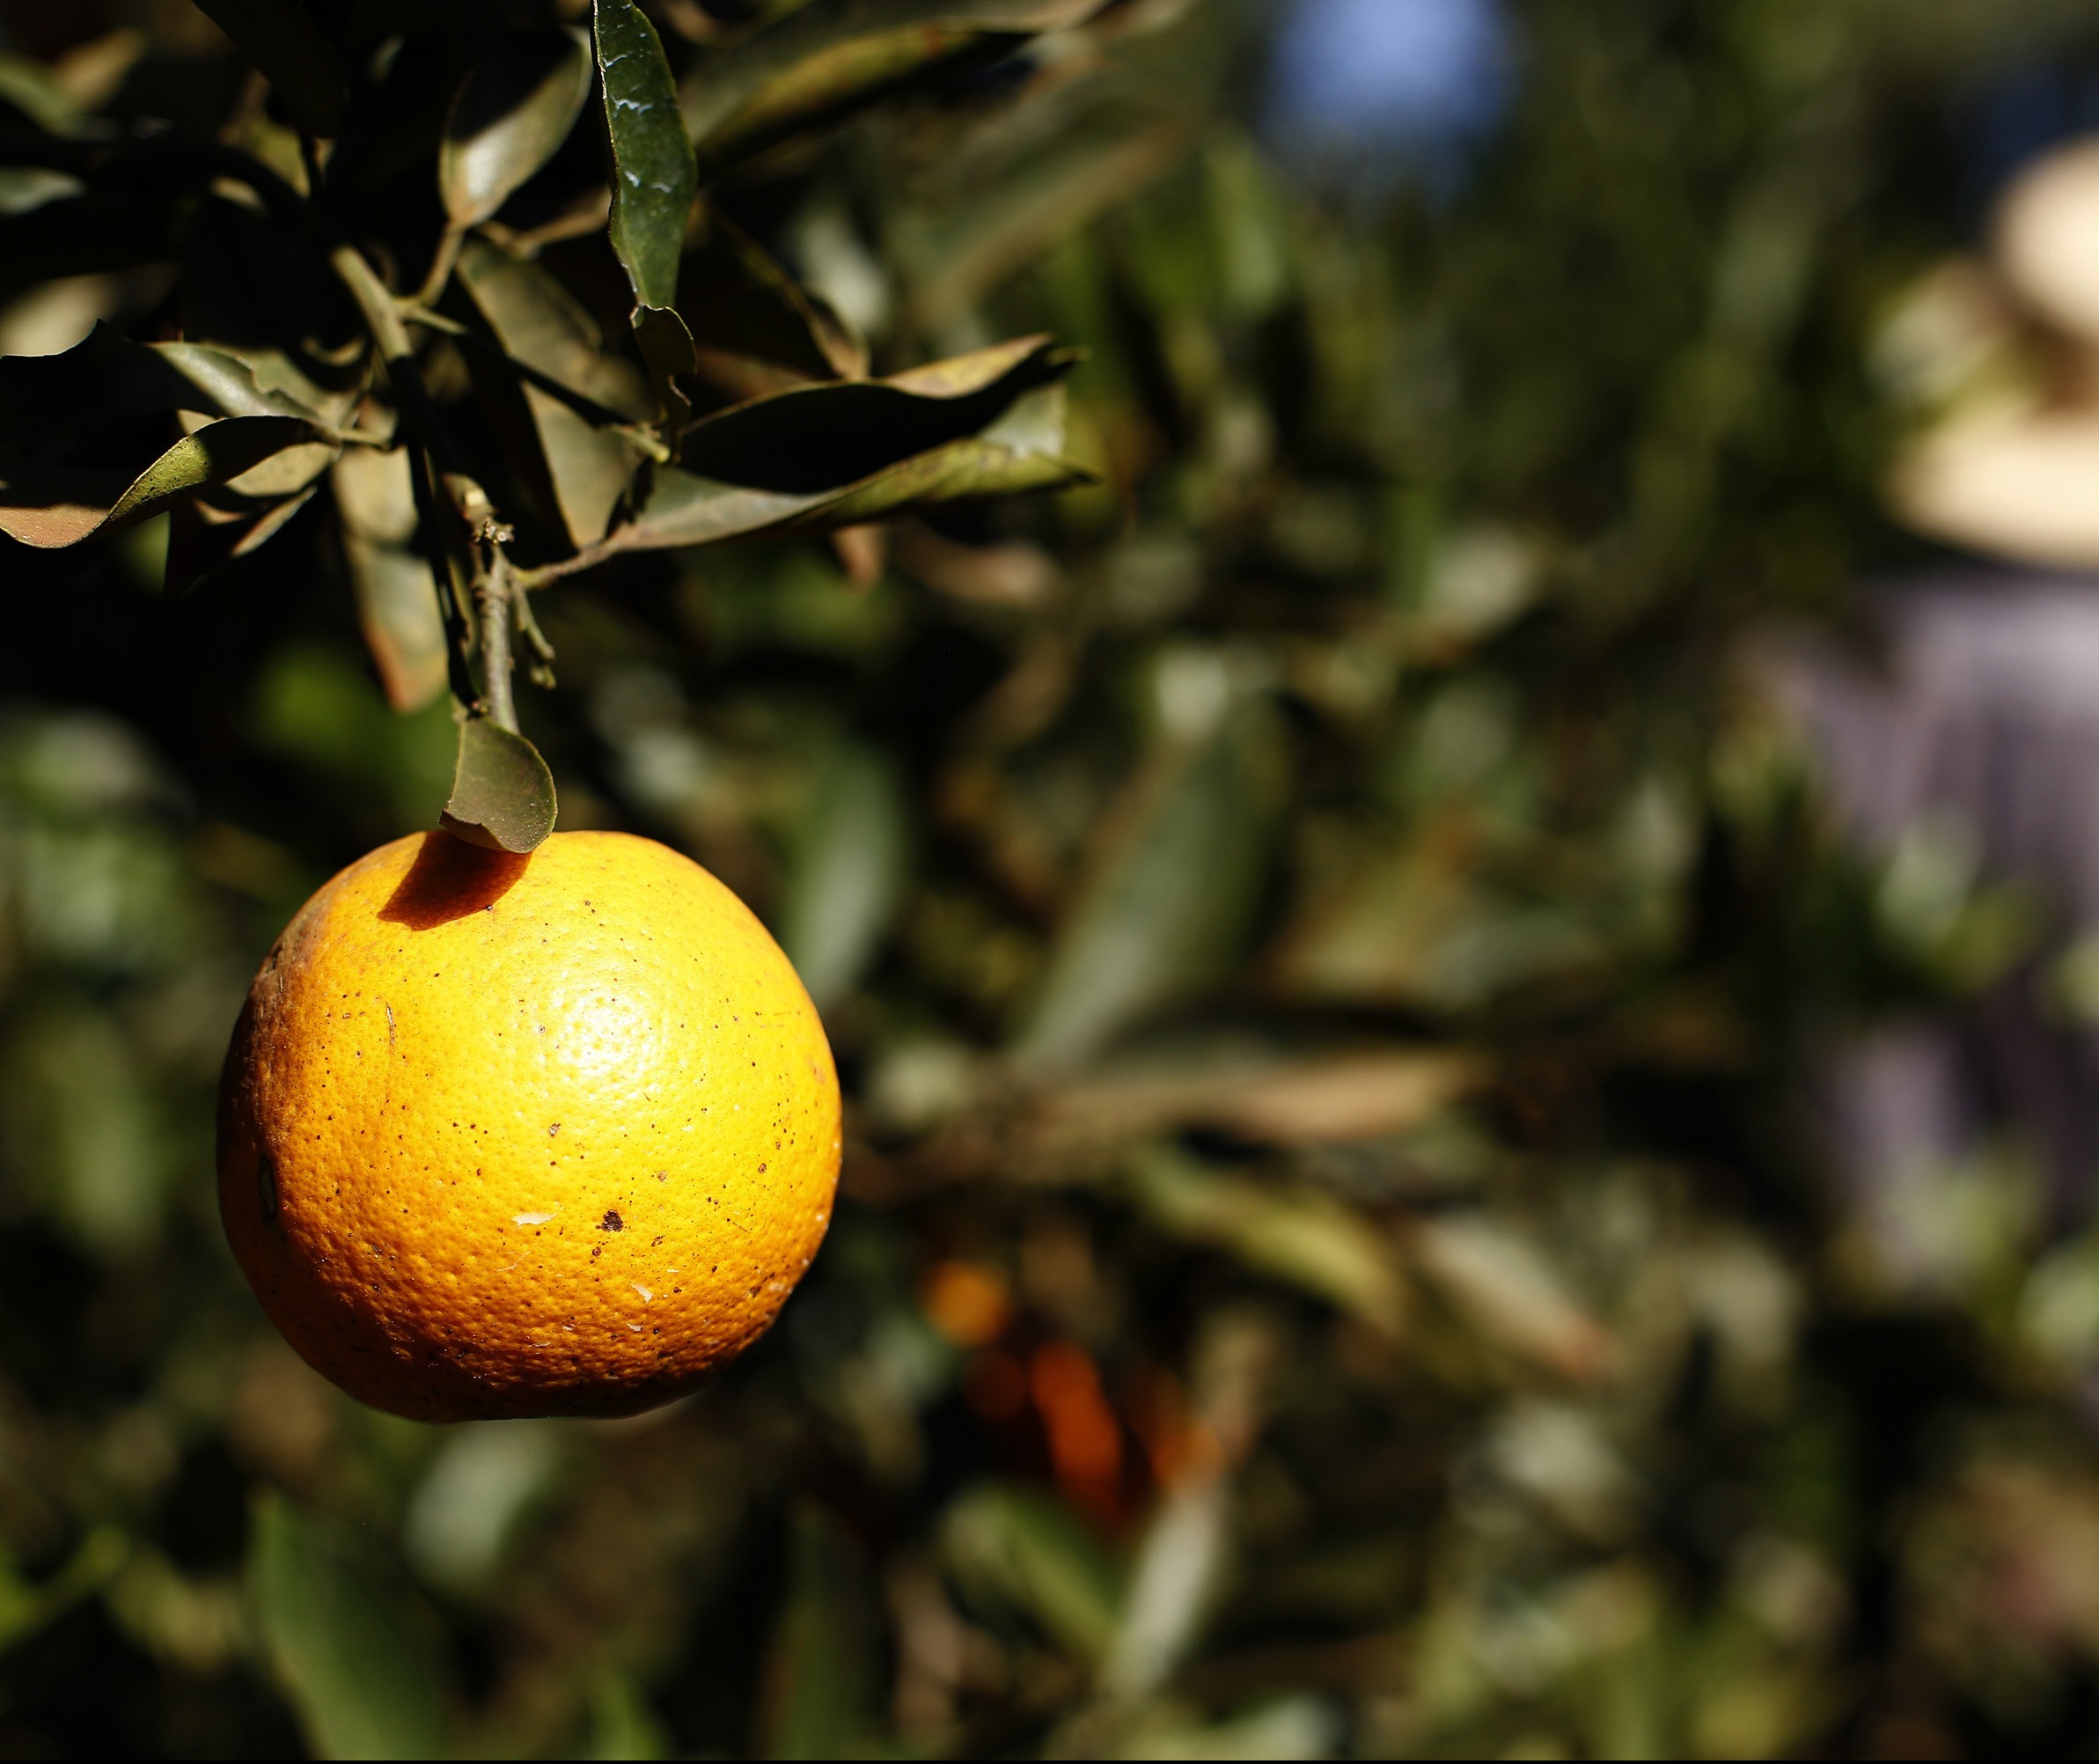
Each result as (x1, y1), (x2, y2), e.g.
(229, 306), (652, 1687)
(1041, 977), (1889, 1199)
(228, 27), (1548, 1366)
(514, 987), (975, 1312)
(5, 0), (2099, 1757)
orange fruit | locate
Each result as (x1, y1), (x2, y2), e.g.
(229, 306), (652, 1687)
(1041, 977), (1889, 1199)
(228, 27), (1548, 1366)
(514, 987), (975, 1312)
(217, 830), (840, 1422)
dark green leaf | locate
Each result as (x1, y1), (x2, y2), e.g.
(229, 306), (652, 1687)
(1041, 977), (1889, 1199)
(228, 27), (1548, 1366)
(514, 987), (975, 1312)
(631, 300), (697, 436)
(679, 0), (1110, 178)
(0, 326), (324, 456)
(441, 717), (558, 853)
(0, 54), (78, 135)
(0, 415), (327, 549)
(248, 1492), (450, 1761)
(684, 208), (866, 386)
(191, 0), (347, 136)
(595, 0), (696, 312)
(334, 449), (448, 712)
(441, 27), (595, 228)
(678, 334), (1072, 490)
(455, 239), (647, 548)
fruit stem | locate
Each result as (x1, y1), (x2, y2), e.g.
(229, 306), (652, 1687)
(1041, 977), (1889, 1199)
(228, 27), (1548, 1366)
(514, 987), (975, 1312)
(477, 547), (520, 735)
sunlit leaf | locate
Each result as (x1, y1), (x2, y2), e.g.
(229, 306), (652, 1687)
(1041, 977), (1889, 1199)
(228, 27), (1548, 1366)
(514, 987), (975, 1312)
(248, 1492), (450, 1761)
(679, 0), (1111, 178)
(441, 27), (594, 228)
(191, 0), (346, 136)
(0, 415), (327, 549)
(1410, 1216), (1616, 1382)
(595, 0), (695, 312)
(441, 717), (558, 853)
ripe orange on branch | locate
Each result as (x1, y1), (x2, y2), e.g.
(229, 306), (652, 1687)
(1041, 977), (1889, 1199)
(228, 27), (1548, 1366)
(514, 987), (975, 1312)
(217, 831), (840, 1422)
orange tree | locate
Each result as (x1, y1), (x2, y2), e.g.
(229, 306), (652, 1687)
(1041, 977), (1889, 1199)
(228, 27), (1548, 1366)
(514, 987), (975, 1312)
(9, 1), (2099, 1759)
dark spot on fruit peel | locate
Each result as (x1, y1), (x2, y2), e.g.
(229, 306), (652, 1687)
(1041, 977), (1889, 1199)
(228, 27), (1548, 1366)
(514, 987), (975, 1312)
(600, 1210), (623, 1231)
(256, 1151), (278, 1223)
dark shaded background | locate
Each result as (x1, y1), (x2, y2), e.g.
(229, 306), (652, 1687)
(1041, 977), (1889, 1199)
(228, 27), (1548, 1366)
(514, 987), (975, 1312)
(7, 0), (2099, 1756)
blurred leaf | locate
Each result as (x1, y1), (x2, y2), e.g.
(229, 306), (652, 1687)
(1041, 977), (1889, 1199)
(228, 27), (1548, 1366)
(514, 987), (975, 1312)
(679, 0), (1109, 178)
(942, 1481), (1124, 1663)
(1410, 1216), (1616, 1382)
(334, 448), (448, 712)
(0, 415), (328, 549)
(684, 208), (866, 387)
(583, 1670), (671, 1761)
(455, 238), (646, 548)
(442, 717), (558, 853)
(441, 27), (594, 228)
(596, 0), (695, 312)
(402, 1422), (564, 1595)
(1035, 1047), (1479, 1148)
(1127, 1146), (1407, 1335)
(0, 1530), (127, 1657)
(249, 1492), (450, 1761)
(754, 1503), (882, 1760)
(907, 116), (1188, 330)
(0, 53), (77, 134)
(1015, 695), (1277, 1070)
(191, 0), (346, 136)
(780, 744), (910, 1011)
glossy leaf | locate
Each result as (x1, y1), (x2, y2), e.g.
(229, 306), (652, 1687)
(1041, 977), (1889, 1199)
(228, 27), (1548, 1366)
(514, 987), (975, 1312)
(595, 0), (695, 312)
(441, 27), (594, 228)
(441, 717), (558, 853)
(679, 0), (1110, 177)
(248, 1493), (449, 1761)
(0, 415), (327, 549)
(191, 0), (346, 136)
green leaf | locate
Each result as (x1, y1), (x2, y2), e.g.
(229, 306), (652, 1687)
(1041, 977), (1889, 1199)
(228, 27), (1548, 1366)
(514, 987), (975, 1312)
(0, 415), (328, 549)
(441, 717), (559, 853)
(0, 53), (79, 135)
(248, 1492), (451, 1761)
(940, 1481), (1125, 1663)
(441, 27), (595, 227)
(595, 0), (696, 312)
(1014, 694), (1280, 1070)
(191, 0), (347, 136)
(631, 300), (697, 436)
(752, 1504), (883, 1760)
(455, 238), (648, 548)
(1126, 1145), (1407, 1334)
(780, 746), (911, 1011)
(679, 0), (1110, 178)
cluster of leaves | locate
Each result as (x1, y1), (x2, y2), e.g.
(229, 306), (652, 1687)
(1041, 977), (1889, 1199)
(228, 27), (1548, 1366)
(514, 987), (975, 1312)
(11, 0), (2099, 1760)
